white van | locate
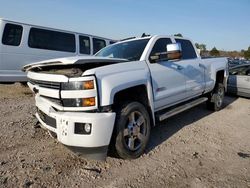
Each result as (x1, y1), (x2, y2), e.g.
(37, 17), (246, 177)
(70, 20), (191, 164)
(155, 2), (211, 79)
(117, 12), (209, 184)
(0, 18), (116, 83)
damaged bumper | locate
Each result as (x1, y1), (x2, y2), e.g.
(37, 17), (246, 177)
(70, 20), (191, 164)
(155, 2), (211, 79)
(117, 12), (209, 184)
(35, 95), (116, 160)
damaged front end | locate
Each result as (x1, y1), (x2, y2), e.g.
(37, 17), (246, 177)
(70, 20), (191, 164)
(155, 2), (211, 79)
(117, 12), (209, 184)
(23, 57), (127, 160)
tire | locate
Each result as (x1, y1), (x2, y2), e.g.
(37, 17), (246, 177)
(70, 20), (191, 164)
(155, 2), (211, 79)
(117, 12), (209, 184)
(207, 83), (225, 111)
(113, 101), (151, 159)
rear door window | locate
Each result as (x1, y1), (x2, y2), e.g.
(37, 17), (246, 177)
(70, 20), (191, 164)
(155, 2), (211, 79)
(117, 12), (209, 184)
(79, 35), (90, 54)
(28, 28), (76, 53)
(175, 39), (197, 59)
(2, 23), (23, 46)
(93, 38), (106, 54)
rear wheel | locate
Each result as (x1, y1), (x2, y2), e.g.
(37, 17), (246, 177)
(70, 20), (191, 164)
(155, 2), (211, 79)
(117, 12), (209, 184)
(207, 83), (225, 111)
(113, 101), (151, 159)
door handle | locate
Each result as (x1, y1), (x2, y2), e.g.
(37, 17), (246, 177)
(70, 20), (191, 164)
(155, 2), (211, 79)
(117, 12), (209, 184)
(177, 65), (183, 70)
(171, 64), (183, 70)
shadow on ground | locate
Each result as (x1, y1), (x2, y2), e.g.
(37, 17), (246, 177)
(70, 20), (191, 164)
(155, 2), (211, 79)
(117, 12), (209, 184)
(146, 96), (238, 153)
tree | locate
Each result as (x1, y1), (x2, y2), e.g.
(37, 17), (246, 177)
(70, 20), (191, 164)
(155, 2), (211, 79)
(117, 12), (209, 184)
(174, 33), (183, 37)
(244, 46), (250, 60)
(210, 47), (220, 57)
(195, 43), (206, 51)
(195, 43), (207, 57)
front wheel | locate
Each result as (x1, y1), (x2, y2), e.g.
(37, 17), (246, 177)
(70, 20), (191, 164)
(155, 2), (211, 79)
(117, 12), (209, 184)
(207, 83), (225, 111)
(113, 101), (151, 159)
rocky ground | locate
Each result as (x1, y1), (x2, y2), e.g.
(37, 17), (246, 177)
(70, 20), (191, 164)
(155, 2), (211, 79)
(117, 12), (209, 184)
(0, 83), (250, 188)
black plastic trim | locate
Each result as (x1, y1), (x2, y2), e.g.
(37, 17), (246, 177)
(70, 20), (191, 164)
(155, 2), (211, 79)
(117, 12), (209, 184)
(65, 145), (108, 160)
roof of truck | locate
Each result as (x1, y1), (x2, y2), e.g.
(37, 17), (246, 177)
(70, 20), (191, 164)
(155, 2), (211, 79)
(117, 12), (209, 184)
(117, 35), (192, 43)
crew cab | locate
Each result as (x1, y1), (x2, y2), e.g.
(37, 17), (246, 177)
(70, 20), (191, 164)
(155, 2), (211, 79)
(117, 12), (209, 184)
(24, 35), (228, 160)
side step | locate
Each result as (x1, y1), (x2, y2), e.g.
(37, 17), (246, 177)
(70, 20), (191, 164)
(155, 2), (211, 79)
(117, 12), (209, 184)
(157, 97), (208, 121)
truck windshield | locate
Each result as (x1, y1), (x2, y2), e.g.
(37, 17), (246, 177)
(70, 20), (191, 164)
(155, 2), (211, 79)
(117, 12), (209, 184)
(95, 39), (150, 61)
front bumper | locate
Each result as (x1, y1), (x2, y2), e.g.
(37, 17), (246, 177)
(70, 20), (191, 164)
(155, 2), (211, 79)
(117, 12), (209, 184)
(35, 95), (116, 159)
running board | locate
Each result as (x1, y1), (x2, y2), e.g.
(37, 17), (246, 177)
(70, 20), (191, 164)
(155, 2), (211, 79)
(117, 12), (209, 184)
(157, 97), (208, 121)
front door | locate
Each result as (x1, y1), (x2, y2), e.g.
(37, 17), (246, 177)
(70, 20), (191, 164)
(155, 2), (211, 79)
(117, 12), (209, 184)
(147, 37), (187, 111)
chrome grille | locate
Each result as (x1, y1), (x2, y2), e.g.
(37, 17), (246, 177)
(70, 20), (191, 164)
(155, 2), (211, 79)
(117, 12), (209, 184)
(29, 79), (60, 90)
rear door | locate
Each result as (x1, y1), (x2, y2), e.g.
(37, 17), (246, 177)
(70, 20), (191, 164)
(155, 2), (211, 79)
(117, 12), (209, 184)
(147, 37), (187, 110)
(174, 38), (205, 98)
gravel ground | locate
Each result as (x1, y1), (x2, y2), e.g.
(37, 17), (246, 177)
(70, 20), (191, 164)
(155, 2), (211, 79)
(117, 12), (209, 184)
(0, 83), (250, 188)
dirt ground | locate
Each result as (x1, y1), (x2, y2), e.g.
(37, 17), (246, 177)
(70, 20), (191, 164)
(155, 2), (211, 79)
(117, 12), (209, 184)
(0, 83), (249, 188)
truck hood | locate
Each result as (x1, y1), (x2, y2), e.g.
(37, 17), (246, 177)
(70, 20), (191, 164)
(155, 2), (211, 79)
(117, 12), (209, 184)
(23, 56), (128, 72)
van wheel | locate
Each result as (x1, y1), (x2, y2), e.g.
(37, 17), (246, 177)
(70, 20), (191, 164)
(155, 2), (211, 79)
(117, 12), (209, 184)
(113, 101), (151, 159)
(207, 83), (225, 111)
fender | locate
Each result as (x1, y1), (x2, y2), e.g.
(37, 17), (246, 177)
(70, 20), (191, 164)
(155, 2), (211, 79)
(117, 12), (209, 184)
(84, 61), (156, 124)
(204, 57), (228, 93)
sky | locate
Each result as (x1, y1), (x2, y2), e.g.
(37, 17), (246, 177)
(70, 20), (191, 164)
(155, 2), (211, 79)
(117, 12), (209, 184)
(0, 0), (249, 51)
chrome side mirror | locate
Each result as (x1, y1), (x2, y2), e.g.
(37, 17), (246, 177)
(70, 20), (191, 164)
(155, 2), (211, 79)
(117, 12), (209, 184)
(167, 43), (182, 60)
(149, 54), (160, 63)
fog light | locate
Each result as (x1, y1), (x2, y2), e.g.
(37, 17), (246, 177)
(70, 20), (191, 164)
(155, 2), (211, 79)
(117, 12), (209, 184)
(84, 123), (91, 133)
(74, 123), (92, 135)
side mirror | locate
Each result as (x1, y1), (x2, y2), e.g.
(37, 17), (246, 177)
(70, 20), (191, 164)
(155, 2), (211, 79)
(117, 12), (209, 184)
(149, 54), (160, 63)
(167, 43), (182, 60)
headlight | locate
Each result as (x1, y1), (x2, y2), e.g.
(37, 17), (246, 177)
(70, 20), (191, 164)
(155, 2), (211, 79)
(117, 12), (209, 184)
(61, 80), (94, 90)
(61, 79), (96, 108)
(62, 97), (96, 107)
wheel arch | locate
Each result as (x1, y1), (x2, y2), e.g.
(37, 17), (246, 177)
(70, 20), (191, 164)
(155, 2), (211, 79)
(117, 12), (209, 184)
(216, 70), (225, 84)
(210, 69), (227, 91)
(112, 84), (155, 127)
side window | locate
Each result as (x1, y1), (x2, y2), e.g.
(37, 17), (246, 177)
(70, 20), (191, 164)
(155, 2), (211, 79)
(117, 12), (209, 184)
(93, 38), (106, 54)
(175, 39), (197, 59)
(2, 23), (23, 46)
(149, 38), (172, 63)
(79, 35), (90, 54)
(28, 28), (76, 53)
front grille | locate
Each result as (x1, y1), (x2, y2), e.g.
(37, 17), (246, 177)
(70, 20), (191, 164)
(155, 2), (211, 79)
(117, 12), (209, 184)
(29, 79), (60, 90)
(37, 109), (57, 128)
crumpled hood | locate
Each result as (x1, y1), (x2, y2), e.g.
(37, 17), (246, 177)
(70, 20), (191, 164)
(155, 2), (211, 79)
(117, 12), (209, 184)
(22, 56), (128, 72)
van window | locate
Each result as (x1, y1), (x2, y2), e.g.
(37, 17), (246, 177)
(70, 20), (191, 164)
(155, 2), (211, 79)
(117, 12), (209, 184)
(175, 39), (197, 59)
(28, 28), (76, 53)
(149, 38), (172, 63)
(79, 35), (90, 54)
(93, 38), (106, 54)
(2, 23), (23, 46)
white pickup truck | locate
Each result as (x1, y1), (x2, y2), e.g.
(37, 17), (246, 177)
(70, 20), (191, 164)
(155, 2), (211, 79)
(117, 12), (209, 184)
(24, 35), (228, 160)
